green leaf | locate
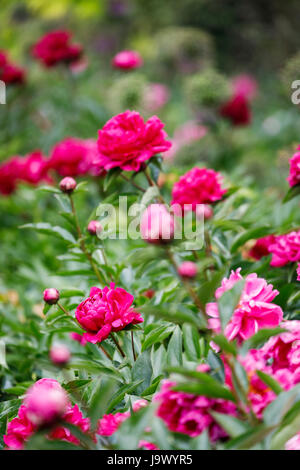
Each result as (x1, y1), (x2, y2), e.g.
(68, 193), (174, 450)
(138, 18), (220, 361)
(20, 223), (76, 243)
(166, 326), (182, 367)
(210, 411), (249, 438)
(241, 327), (287, 352)
(105, 380), (144, 413)
(230, 226), (272, 253)
(132, 350), (153, 395)
(256, 370), (283, 395)
(283, 184), (300, 203)
(172, 382), (235, 401)
(142, 324), (175, 351)
(88, 378), (118, 429)
(103, 168), (122, 192)
(212, 335), (237, 356)
(60, 288), (85, 298)
(115, 405), (153, 450)
(264, 384), (300, 427)
(217, 280), (244, 331)
(0, 340), (7, 369)
(271, 412), (300, 450)
(182, 323), (201, 361)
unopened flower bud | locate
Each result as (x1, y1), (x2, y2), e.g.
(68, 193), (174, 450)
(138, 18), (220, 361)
(50, 344), (71, 366)
(140, 204), (175, 244)
(87, 220), (102, 235)
(59, 176), (77, 194)
(178, 261), (198, 279)
(43, 288), (60, 305)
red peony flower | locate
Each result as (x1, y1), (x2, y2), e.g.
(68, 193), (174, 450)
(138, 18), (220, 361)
(75, 283), (143, 344)
(49, 137), (102, 177)
(220, 94), (251, 126)
(0, 157), (22, 195)
(248, 235), (276, 260)
(0, 63), (25, 85)
(171, 167), (227, 211)
(32, 31), (82, 67)
(96, 110), (171, 172)
(112, 50), (143, 70)
(287, 146), (300, 187)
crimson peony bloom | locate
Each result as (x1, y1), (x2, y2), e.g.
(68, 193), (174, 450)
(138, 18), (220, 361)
(49, 137), (101, 177)
(268, 230), (300, 267)
(248, 234), (276, 260)
(0, 157), (22, 195)
(287, 146), (300, 187)
(4, 382), (91, 450)
(220, 94), (251, 126)
(96, 110), (171, 172)
(32, 30), (82, 67)
(0, 50), (25, 85)
(112, 50), (143, 70)
(75, 284), (143, 344)
(24, 378), (68, 426)
(171, 167), (227, 211)
(140, 204), (175, 244)
(207, 268), (283, 342)
(155, 380), (236, 440)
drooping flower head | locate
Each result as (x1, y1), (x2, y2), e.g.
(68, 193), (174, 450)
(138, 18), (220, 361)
(112, 50), (143, 70)
(140, 204), (175, 244)
(171, 167), (227, 211)
(96, 110), (171, 172)
(207, 268), (283, 342)
(49, 137), (101, 177)
(155, 380), (236, 440)
(268, 230), (300, 267)
(287, 146), (300, 187)
(220, 94), (251, 126)
(32, 30), (82, 67)
(75, 284), (143, 344)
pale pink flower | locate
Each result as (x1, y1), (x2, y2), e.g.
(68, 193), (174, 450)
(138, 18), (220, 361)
(140, 204), (175, 244)
(231, 74), (258, 101)
(286, 433), (300, 450)
(50, 345), (71, 365)
(139, 440), (159, 450)
(206, 268), (283, 342)
(143, 83), (169, 112)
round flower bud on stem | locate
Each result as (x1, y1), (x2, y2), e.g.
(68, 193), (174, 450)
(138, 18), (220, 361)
(50, 345), (71, 366)
(43, 288), (60, 305)
(87, 220), (102, 236)
(178, 261), (198, 279)
(59, 176), (77, 194)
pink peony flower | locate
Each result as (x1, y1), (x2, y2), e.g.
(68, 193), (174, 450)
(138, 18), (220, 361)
(155, 380), (236, 440)
(206, 268), (283, 342)
(178, 261), (198, 278)
(32, 30), (82, 67)
(49, 403), (91, 445)
(3, 405), (36, 450)
(143, 83), (170, 112)
(248, 235), (276, 260)
(75, 283), (143, 344)
(96, 110), (171, 172)
(87, 220), (102, 235)
(112, 50), (143, 70)
(0, 157), (23, 195)
(24, 378), (68, 426)
(18, 151), (50, 185)
(69, 332), (87, 345)
(164, 121), (207, 160)
(139, 440), (159, 450)
(171, 167), (227, 211)
(287, 146), (300, 187)
(140, 204), (175, 244)
(97, 412), (130, 436)
(49, 137), (101, 177)
(268, 231), (300, 267)
(220, 94), (251, 126)
(59, 176), (77, 194)
(286, 433), (300, 450)
(50, 344), (71, 365)
(43, 288), (60, 305)
(231, 75), (258, 101)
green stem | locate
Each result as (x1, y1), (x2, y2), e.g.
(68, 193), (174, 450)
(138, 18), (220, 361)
(110, 333), (126, 358)
(57, 302), (69, 316)
(131, 331), (136, 361)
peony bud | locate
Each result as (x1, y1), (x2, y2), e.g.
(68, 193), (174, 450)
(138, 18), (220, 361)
(87, 220), (102, 235)
(140, 204), (175, 244)
(59, 176), (77, 194)
(112, 50), (143, 70)
(178, 261), (198, 278)
(43, 288), (60, 305)
(143, 289), (155, 299)
(50, 344), (71, 366)
(24, 378), (68, 427)
(132, 399), (148, 412)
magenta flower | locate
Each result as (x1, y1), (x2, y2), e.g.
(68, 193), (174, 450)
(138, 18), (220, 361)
(96, 110), (171, 172)
(140, 204), (175, 244)
(43, 288), (60, 305)
(231, 74), (258, 101)
(75, 284), (143, 344)
(206, 268), (283, 342)
(268, 230), (300, 267)
(171, 167), (227, 211)
(49, 137), (101, 177)
(32, 30), (82, 67)
(0, 49), (25, 85)
(87, 220), (103, 235)
(248, 235), (276, 260)
(178, 261), (198, 278)
(220, 94), (251, 126)
(287, 146), (300, 187)
(97, 399), (148, 436)
(112, 50), (143, 70)
(155, 380), (236, 440)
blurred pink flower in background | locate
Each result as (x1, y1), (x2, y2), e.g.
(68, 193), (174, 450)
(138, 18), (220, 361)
(140, 204), (175, 243)
(50, 344), (71, 366)
(268, 230), (300, 267)
(164, 121), (207, 160)
(143, 83), (170, 112)
(178, 261), (198, 278)
(287, 146), (300, 187)
(220, 94), (251, 126)
(231, 74), (258, 101)
(112, 50), (143, 70)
